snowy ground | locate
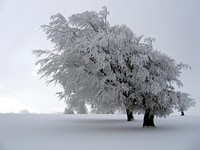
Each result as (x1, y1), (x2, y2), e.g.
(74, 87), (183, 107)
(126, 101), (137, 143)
(0, 114), (200, 150)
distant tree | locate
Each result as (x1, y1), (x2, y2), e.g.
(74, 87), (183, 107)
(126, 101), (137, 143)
(64, 107), (74, 114)
(175, 91), (195, 116)
(19, 109), (31, 114)
(33, 7), (193, 127)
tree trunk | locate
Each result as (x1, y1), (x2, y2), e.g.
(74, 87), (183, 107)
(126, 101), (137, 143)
(181, 111), (185, 116)
(143, 109), (155, 127)
(126, 109), (134, 121)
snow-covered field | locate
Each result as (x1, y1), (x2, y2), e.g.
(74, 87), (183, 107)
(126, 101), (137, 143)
(0, 114), (200, 150)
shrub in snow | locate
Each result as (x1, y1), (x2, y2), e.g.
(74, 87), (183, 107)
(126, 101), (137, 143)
(33, 7), (194, 127)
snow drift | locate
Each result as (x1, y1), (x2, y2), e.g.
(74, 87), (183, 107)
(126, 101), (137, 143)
(0, 114), (199, 150)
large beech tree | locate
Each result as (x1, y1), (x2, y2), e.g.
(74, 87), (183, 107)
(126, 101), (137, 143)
(33, 7), (193, 127)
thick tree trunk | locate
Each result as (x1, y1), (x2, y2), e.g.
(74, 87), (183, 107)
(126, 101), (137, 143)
(126, 109), (134, 121)
(181, 111), (185, 116)
(143, 109), (155, 127)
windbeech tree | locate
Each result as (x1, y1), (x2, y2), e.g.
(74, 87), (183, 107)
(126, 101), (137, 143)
(33, 7), (193, 127)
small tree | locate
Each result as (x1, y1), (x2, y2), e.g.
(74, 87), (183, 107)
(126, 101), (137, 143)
(64, 107), (74, 114)
(175, 91), (195, 116)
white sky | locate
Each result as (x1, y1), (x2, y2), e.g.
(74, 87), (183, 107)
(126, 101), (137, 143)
(0, 0), (199, 114)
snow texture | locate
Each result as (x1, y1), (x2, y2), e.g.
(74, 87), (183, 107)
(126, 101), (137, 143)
(0, 114), (199, 150)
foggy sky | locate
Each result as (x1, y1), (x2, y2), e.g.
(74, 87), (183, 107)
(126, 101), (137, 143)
(0, 0), (199, 114)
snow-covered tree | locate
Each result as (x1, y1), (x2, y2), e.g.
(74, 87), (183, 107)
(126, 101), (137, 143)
(138, 49), (190, 126)
(33, 7), (143, 119)
(33, 7), (193, 127)
(64, 107), (75, 114)
(175, 91), (195, 116)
